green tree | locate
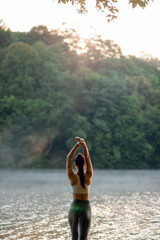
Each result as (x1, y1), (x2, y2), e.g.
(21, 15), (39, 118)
(1, 42), (39, 97)
(0, 25), (160, 169)
(0, 20), (11, 49)
(82, 37), (122, 70)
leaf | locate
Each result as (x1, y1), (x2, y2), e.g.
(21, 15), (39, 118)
(129, 0), (138, 8)
(132, 2), (138, 8)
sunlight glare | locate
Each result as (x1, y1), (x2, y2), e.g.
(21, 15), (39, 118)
(0, 0), (160, 59)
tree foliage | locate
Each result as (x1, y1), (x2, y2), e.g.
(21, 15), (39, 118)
(0, 25), (159, 169)
(58, 0), (153, 21)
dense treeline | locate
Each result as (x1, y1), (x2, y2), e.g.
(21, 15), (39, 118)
(0, 24), (160, 169)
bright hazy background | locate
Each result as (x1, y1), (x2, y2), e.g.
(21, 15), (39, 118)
(0, 0), (160, 59)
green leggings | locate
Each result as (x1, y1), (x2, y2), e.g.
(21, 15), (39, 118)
(68, 199), (91, 240)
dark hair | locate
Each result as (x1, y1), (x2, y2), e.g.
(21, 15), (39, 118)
(74, 153), (85, 189)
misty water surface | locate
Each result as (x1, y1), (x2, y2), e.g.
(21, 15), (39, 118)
(0, 169), (160, 239)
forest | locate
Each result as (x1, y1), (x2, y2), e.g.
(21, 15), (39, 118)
(0, 24), (160, 169)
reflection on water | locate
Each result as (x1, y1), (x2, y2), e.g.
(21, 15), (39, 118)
(0, 169), (160, 239)
(0, 192), (70, 240)
(91, 192), (160, 240)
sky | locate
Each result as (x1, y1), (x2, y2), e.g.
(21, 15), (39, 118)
(0, 0), (160, 59)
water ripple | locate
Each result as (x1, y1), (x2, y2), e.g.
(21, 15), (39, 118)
(0, 170), (160, 239)
(0, 192), (160, 239)
(90, 192), (160, 240)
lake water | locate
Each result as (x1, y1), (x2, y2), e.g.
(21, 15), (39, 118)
(0, 169), (160, 240)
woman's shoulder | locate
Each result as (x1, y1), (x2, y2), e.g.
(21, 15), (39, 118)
(70, 173), (78, 186)
(84, 173), (92, 186)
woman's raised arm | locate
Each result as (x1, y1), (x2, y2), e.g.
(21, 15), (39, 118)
(82, 141), (93, 177)
(66, 142), (80, 179)
(75, 137), (93, 177)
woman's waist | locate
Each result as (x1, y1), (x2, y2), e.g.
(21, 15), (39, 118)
(73, 192), (89, 201)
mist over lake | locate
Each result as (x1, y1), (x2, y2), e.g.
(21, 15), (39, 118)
(0, 169), (160, 239)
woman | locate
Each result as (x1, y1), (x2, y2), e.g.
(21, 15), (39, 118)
(66, 137), (93, 240)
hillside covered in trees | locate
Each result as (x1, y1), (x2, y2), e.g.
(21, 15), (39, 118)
(0, 24), (160, 169)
